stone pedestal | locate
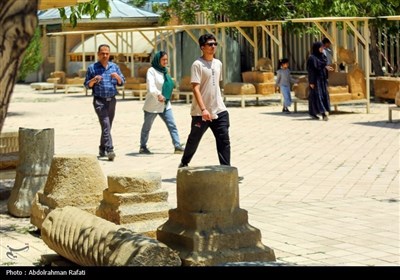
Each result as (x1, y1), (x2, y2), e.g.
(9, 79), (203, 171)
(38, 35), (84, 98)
(157, 165), (276, 266)
(8, 128), (54, 217)
(30, 154), (107, 229)
(42, 206), (181, 266)
(96, 172), (170, 238)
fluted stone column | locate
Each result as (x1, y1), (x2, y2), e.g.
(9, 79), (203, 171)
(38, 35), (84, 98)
(31, 154), (107, 230)
(8, 128), (54, 217)
(157, 165), (276, 266)
(41, 206), (181, 266)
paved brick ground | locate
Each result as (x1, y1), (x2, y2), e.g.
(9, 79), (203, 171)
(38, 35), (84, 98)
(0, 84), (399, 266)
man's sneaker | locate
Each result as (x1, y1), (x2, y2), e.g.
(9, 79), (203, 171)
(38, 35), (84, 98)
(106, 150), (115, 161)
(139, 147), (152, 154)
(178, 162), (188, 168)
(174, 145), (185, 154)
(99, 149), (106, 157)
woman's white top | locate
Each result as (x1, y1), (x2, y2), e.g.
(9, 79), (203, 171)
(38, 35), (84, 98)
(143, 67), (171, 113)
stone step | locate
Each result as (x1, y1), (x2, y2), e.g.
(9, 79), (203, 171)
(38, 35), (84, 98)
(118, 202), (170, 224)
(102, 190), (168, 205)
(98, 202), (170, 224)
(158, 223), (262, 252)
(121, 217), (168, 238)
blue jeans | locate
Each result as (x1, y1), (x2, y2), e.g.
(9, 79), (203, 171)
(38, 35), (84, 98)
(280, 85), (292, 108)
(140, 109), (181, 148)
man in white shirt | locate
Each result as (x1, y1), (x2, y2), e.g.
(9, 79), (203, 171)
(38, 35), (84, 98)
(179, 33), (231, 168)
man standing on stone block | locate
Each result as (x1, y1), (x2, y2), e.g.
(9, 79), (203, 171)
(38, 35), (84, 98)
(179, 33), (231, 168)
(85, 44), (125, 161)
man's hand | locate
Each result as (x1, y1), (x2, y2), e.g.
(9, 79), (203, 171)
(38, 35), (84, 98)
(201, 109), (212, 121)
(110, 72), (120, 79)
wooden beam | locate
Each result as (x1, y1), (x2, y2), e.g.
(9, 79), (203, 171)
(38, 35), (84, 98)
(38, 0), (90, 10)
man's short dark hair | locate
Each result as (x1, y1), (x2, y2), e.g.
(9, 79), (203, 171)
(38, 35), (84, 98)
(198, 34), (216, 47)
(322, 38), (331, 45)
(98, 44), (110, 52)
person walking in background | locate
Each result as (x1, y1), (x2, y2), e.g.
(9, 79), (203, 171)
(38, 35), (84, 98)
(276, 58), (297, 113)
(307, 41), (334, 121)
(139, 51), (184, 155)
(85, 44), (125, 161)
(322, 37), (333, 65)
(178, 33), (231, 168)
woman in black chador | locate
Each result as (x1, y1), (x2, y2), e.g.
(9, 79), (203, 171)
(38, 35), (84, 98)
(307, 41), (333, 121)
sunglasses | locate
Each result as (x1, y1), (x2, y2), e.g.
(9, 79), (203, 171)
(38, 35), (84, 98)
(205, 42), (218, 47)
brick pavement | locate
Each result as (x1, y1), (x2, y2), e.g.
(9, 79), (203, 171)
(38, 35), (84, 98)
(0, 84), (399, 266)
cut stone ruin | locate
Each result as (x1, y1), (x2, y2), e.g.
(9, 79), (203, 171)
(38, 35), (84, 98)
(41, 206), (181, 266)
(8, 128), (54, 217)
(96, 171), (170, 238)
(31, 154), (106, 229)
(157, 165), (276, 266)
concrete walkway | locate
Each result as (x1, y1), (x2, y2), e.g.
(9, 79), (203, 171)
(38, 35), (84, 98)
(0, 84), (399, 266)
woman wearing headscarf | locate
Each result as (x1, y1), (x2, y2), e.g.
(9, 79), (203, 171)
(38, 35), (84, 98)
(139, 51), (184, 154)
(307, 41), (333, 121)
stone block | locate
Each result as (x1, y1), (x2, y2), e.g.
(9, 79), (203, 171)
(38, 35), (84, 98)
(328, 85), (349, 94)
(253, 82), (275, 95)
(97, 172), (170, 238)
(223, 83), (256, 95)
(30, 154), (106, 229)
(107, 172), (161, 193)
(374, 77), (400, 100)
(242, 71), (274, 83)
(347, 67), (366, 99)
(255, 57), (273, 71)
(294, 82), (309, 100)
(330, 93), (352, 103)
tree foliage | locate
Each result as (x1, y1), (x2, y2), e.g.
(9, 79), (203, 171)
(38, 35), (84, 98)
(127, 0), (147, 8)
(18, 27), (43, 81)
(158, 0), (399, 24)
(59, 0), (111, 27)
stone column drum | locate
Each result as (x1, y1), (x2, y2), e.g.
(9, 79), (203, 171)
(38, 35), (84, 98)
(157, 165), (276, 266)
(41, 206), (181, 266)
(31, 154), (107, 230)
(8, 127), (54, 217)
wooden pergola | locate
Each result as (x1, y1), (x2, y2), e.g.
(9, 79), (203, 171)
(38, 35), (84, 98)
(48, 16), (391, 113)
(48, 21), (284, 83)
(38, 0), (90, 10)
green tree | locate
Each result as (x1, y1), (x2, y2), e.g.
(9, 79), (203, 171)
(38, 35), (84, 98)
(159, 0), (399, 75)
(126, 0), (147, 9)
(18, 27), (43, 82)
(59, 0), (111, 27)
(0, 0), (111, 133)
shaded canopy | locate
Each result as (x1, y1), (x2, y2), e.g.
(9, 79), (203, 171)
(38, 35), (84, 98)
(70, 31), (155, 54)
(38, 0), (159, 24)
